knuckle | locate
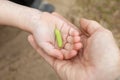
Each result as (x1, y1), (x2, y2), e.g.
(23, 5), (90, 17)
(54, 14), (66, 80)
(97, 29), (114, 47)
(102, 29), (113, 36)
(105, 29), (112, 34)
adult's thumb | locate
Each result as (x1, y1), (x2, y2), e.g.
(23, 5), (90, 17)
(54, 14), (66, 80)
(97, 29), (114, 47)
(80, 18), (103, 35)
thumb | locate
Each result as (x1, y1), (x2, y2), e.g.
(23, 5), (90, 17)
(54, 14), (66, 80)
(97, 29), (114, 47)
(40, 42), (63, 60)
(27, 35), (54, 65)
(80, 18), (103, 35)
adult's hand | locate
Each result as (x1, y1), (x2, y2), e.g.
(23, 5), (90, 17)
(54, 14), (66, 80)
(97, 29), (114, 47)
(28, 14), (120, 80)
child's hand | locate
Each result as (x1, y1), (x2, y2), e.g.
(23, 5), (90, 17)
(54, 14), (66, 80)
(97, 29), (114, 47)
(0, 1), (82, 59)
(30, 12), (82, 59)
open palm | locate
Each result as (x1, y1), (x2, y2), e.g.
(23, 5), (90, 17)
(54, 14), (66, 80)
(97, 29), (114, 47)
(28, 16), (120, 80)
(32, 12), (82, 60)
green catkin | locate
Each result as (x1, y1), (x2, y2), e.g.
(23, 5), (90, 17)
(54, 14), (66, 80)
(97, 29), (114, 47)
(54, 27), (63, 48)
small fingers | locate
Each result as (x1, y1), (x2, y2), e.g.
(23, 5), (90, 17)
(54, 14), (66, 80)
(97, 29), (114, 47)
(73, 36), (81, 43)
(69, 28), (80, 36)
(64, 43), (73, 51)
(74, 43), (83, 50)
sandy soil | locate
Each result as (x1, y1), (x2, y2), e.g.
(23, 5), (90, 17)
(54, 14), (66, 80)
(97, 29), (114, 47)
(0, 0), (120, 80)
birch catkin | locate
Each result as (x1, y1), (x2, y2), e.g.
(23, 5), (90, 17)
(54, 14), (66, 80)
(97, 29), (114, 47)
(54, 27), (63, 48)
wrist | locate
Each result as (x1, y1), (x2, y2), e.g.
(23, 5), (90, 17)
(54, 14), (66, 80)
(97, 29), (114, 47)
(0, 0), (43, 33)
(17, 8), (42, 33)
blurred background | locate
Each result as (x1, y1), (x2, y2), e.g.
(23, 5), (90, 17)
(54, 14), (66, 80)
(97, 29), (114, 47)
(0, 0), (120, 80)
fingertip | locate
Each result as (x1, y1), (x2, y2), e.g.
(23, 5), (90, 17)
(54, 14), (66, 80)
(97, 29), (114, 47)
(67, 36), (73, 43)
(70, 29), (80, 36)
(73, 31), (80, 36)
(80, 18), (103, 35)
(80, 18), (90, 29)
(74, 43), (83, 50)
(70, 50), (77, 58)
(52, 49), (63, 60)
(73, 36), (81, 43)
(80, 18), (89, 24)
(64, 43), (73, 51)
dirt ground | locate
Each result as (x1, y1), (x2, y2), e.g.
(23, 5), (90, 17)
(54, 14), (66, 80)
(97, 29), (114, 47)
(0, 0), (120, 80)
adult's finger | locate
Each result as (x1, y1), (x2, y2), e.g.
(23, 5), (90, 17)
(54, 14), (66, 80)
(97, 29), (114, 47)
(80, 18), (103, 35)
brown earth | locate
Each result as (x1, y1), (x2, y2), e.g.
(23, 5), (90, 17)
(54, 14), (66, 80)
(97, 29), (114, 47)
(0, 0), (120, 80)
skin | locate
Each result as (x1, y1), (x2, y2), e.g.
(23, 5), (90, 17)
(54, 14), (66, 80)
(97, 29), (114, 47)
(0, 1), (120, 80)
(28, 17), (120, 80)
(0, 0), (82, 59)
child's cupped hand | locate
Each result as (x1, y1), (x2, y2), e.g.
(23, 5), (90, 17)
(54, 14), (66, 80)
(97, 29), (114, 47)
(30, 12), (82, 60)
